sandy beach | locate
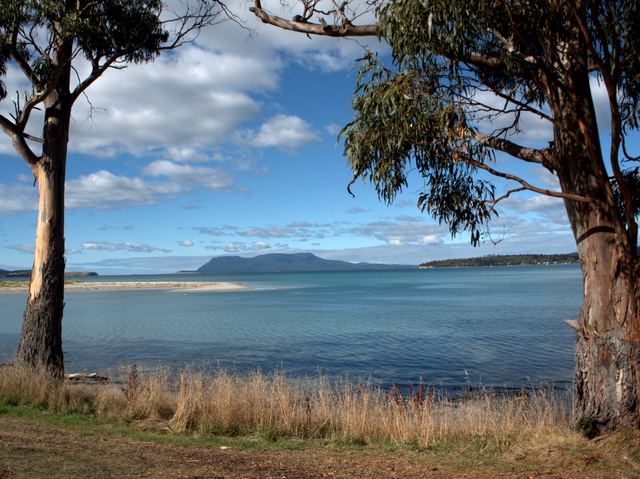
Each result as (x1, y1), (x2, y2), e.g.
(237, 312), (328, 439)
(0, 281), (252, 294)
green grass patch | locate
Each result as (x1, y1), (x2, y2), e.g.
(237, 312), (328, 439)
(0, 281), (28, 288)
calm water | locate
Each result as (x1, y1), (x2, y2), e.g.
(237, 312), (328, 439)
(0, 266), (582, 392)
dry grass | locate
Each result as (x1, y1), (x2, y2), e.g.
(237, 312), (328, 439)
(0, 363), (577, 452)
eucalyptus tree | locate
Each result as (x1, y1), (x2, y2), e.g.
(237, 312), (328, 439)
(0, 0), (225, 378)
(250, 0), (640, 432)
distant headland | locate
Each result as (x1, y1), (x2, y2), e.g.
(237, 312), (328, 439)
(0, 269), (98, 278)
(419, 253), (580, 269)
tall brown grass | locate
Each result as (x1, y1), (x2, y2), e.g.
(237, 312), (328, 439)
(0, 364), (574, 450)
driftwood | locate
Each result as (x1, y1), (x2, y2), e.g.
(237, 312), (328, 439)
(65, 372), (109, 382)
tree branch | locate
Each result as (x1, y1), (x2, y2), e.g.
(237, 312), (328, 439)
(457, 153), (604, 209)
(473, 130), (554, 170)
(463, 154), (601, 207)
(249, 0), (377, 37)
(9, 25), (43, 91)
(0, 114), (39, 165)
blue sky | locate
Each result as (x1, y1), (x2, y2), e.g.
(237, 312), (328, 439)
(0, 1), (618, 275)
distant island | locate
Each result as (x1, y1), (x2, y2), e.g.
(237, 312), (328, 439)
(192, 252), (417, 274)
(419, 253), (580, 269)
(0, 269), (98, 278)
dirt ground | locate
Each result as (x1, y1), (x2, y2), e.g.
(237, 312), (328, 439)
(0, 416), (636, 479)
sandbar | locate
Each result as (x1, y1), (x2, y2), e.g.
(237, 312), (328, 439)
(0, 281), (252, 294)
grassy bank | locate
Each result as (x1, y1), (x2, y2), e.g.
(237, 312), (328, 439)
(0, 364), (573, 448)
(1, 365), (639, 478)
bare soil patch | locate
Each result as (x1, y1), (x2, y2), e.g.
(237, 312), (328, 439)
(0, 416), (635, 479)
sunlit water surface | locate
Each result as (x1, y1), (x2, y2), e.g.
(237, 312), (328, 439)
(0, 266), (582, 393)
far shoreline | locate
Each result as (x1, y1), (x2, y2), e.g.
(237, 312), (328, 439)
(0, 281), (253, 294)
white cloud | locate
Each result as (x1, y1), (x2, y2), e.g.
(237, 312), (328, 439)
(325, 123), (342, 135)
(81, 242), (120, 251)
(345, 218), (448, 246)
(239, 226), (294, 238)
(67, 45), (273, 156)
(81, 241), (170, 253)
(221, 242), (245, 253)
(7, 244), (35, 254)
(179, 240), (194, 247)
(142, 160), (233, 191)
(163, 147), (225, 164)
(196, 226), (233, 236)
(0, 183), (37, 215)
(417, 235), (441, 245)
(203, 240), (272, 253)
(528, 167), (561, 190)
(500, 195), (567, 217)
(66, 170), (183, 210)
(248, 114), (322, 152)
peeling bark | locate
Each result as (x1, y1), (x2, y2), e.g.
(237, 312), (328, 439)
(575, 331), (640, 431)
(16, 250), (65, 377)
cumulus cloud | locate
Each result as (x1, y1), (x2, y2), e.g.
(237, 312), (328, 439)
(163, 147), (226, 164)
(142, 160), (233, 191)
(0, 183), (38, 215)
(66, 170), (183, 210)
(178, 240), (194, 247)
(64, 157), (243, 211)
(417, 235), (441, 245)
(248, 114), (322, 152)
(68, 44), (279, 156)
(219, 242), (245, 253)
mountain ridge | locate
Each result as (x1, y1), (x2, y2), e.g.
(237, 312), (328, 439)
(195, 252), (416, 274)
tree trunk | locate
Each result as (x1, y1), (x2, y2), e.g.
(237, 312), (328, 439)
(572, 224), (640, 432)
(15, 37), (71, 379)
(547, 21), (640, 431)
(15, 160), (66, 378)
